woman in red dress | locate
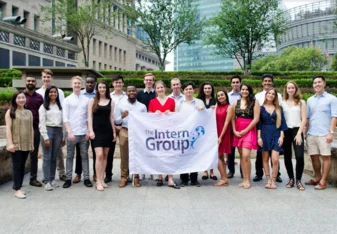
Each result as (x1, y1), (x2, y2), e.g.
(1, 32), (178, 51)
(148, 80), (179, 189)
(214, 90), (233, 186)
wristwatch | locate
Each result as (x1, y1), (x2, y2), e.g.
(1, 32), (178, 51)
(330, 130), (334, 134)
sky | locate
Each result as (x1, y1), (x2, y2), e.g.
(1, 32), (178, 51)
(165, 0), (319, 71)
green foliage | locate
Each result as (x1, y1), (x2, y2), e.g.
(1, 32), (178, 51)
(0, 88), (16, 105)
(40, 0), (116, 67)
(329, 53), (337, 71)
(204, 0), (288, 74)
(252, 47), (327, 71)
(124, 0), (204, 71)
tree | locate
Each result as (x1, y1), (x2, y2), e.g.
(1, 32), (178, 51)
(329, 53), (337, 71)
(252, 46), (327, 71)
(124, 0), (204, 71)
(40, 0), (116, 67)
(204, 0), (288, 75)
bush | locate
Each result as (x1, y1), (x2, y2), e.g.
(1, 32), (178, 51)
(0, 88), (16, 105)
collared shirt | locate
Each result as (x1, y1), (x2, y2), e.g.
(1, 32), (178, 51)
(114, 99), (147, 128)
(168, 92), (184, 102)
(228, 90), (241, 105)
(24, 90), (44, 126)
(36, 86), (65, 105)
(63, 93), (89, 135)
(39, 103), (64, 140)
(175, 97), (205, 112)
(255, 90), (282, 106)
(110, 91), (127, 106)
(307, 92), (337, 136)
(81, 89), (96, 99)
(136, 88), (156, 110)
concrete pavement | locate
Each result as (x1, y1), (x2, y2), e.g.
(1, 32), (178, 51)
(0, 159), (337, 234)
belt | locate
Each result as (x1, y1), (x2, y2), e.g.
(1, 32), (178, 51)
(122, 127), (128, 130)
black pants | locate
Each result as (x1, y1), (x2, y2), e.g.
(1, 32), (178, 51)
(30, 125), (40, 181)
(283, 128), (304, 180)
(227, 146), (236, 173)
(180, 172), (198, 182)
(12, 151), (29, 191)
(256, 150), (281, 177)
(75, 140), (96, 175)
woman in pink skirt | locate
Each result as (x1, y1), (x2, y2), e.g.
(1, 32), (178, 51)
(214, 90), (233, 186)
(232, 83), (260, 189)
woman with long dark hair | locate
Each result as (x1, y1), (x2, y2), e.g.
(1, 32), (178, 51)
(39, 86), (64, 191)
(232, 83), (260, 189)
(197, 82), (217, 181)
(281, 81), (306, 190)
(213, 90), (232, 186)
(258, 88), (287, 189)
(6, 91), (34, 199)
(88, 80), (117, 191)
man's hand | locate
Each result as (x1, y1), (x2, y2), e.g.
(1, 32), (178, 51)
(121, 110), (129, 119)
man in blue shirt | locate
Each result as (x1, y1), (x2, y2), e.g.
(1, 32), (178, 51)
(306, 75), (337, 190)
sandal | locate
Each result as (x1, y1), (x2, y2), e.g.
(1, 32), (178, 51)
(270, 178), (277, 189)
(304, 179), (320, 186)
(243, 182), (251, 189)
(156, 180), (163, 187)
(213, 179), (229, 187)
(96, 183), (104, 191)
(296, 180), (305, 191)
(264, 180), (272, 189)
(238, 181), (245, 187)
(314, 182), (326, 190)
(286, 179), (295, 188)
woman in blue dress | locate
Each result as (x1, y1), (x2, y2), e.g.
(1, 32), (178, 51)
(257, 88), (287, 189)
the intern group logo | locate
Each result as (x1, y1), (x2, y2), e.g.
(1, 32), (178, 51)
(145, 126), (205, 154)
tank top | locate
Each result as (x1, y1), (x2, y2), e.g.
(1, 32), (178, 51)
(235, 99), (254, 119)
(281, 101), (301, 128)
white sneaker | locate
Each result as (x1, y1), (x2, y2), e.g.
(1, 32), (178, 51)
(45, 182), (53, 191)
(51, 180), (59, 188)
(139, 174), (145, 181)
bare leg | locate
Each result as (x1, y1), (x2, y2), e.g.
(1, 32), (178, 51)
(101, 148), (109, 188)
(271, 150), (280, 189)
(241, 148), (251, 188)
(95, 147), (104, 191)
(238, 148), (245, 187)
(168, 175), (174, 185)
(262, 151), (271, 188)
(321, 156), (331, 184)
(310, 155), (322, 181)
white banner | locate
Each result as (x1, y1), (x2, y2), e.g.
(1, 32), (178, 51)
(129, 109), (218, 174)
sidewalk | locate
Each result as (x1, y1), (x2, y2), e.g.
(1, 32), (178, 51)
(0, 159), (337, 234)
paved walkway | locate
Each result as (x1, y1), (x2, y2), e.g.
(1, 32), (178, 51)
(1, 159), (337, 234)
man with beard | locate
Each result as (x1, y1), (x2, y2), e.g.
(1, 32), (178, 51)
(114, 84), (147, 187)
(24, 75), (44, 187)
(37, 69), (67, 181)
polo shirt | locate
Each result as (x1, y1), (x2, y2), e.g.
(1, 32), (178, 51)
(24, 90), (44, 126)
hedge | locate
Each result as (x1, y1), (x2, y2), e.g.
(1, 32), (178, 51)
(0, 88), (16, 105)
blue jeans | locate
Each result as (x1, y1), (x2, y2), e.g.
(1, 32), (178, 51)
(66, 135), (89, 180)
(42, 127), (63, 183)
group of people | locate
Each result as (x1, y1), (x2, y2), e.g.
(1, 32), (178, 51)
(5, 69), (337, 199)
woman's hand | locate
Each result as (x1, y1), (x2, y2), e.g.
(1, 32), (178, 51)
(7, 144), (15, 153)
(258, 138), (263, 147)
(155, 110), (161, 113)
(61, 140), (66, 147)
(89, 131), (95, 140)
(196, 106), (205, 111)
(44, 140), (50, 149)
(165, 110), (171, 113)
(233, 130), (241, 138)
(294, 134), (302, 145)
(210, 105), (216, 109)
(239, 129), (247, 137)
(218, 137), (222, 145)
(112, 134), (117, 142)
(278, 136), (284, 147)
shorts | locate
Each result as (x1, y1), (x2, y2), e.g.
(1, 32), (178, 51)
(307, 135), (331, 156)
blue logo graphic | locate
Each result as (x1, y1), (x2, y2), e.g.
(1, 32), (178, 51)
(190, 126), (205, 149)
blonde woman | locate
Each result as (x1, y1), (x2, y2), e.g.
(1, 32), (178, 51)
(257, 88), (287, 189)
(281, 81), (306, 190)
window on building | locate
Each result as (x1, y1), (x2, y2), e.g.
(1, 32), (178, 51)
(104, 43), (107, 58)
(109, 45), (113, 60)
(114, 47), (117, 62)
(99, 62), (101, 70)
(124, 50), (126, 64)
(34, 15), (40, 31)
(23, 11), (30, 29)
(93, 61), (96, 69)
(93, 39), (97, 55)
(114, 66), (117, 70)
(0, 3), (6, 19)
(104, 64), (107, 70)
(12, 6), (18, 16)
(109, 65), (112, 70)
(119, 49), (122, 63)
(99, 41), (102, 57)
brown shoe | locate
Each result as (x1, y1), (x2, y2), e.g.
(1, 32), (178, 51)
(72, 174), (81, 184)
(119, 178), (128, 188)
(134, 178), (141, 187)
(93, 174), (97, 182)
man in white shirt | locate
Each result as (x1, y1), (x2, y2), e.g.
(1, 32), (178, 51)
(253, 74), (282, 183)
(36, 69), (66, 181)
(168, 78), (184, 102)
(114, 84), (147, 187)
(62, 76), (93, 188)
(73, 76), (97, 184)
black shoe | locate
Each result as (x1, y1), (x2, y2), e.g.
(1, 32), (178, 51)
(253, 176), (262, 182)
(42, 179), (47, 184)
(30, 180), (42, 187)
(168, 181), (180, 189)
(165, 175), (168, 182)
(191, 180), (201, 187)
(63, 180), (71, 188)
(59, 175), (67, 181)
(180, 180), (188, 187)
(104, 176), (112, 183)
(156, 180), (163, 187)
(227, 172), (234, 179)
(276, 176), (283, 183)
(127, 177), (132, 183)
(84, 179), (93, 187)
(201, 175), (208, 180)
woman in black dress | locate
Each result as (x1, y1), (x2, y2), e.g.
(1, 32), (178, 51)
(197, 82), (218, 181)
(88, 81), (117, 191)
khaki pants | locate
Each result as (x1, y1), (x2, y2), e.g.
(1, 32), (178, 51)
(119, 128), (129, 179)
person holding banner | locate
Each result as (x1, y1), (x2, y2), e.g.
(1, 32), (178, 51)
(115, 85), (147, 187)
(213, 90), (232, 186)
(88, 81), (117, 191)
(176, 81), (205, 187)
(232, 83), (260, 189)
(257, 88), (288, 189)
(148, 80), (179, 189)
(197, 82), (218, 181)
